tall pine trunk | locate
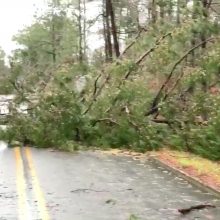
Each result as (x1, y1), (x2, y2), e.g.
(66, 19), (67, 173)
(78, 0), (83, 63)
(107, 0), (120, 57)
(104, 0), (113, 61)
(151, 0), (157, 23)
(201, 0), (209, 120)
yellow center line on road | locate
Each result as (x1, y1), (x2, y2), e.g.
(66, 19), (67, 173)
(14, 147), (29, 220)
(25, 147), (50, 220)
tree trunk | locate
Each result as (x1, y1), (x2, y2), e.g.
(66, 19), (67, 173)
(107, 0), (120, 57)
(201, 0), (209, 121)
(83, 0), (87, 61)
(51, 4), (57, 65)
(104, 0), (113, 61)
(152, 0), (157, 23)
(103, 12), (109, 62)
(201, 0), (208, 49)
(190, 0), (198, 66)
(78, 0), (83, 63)
(176, 0), (181, 24)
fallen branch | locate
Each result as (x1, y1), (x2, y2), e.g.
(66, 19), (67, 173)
(151, 119), (171, 125)
(178, 204), (216, 215)
(119, 28), (147, 58)
(122, 32), (172, 81)
(92, 117), (119, 126)
(84, 32), (172, 115)
(104, 32), (173, 114)
(146, 37), (217, 116)
(163, 68), (186, 101)
(93, 73), (102, 97)
(83, 73), (110, 115)
(71, 188), (109, 193)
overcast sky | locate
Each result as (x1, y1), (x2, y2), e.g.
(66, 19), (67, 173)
(0, 0), (103, 58)
(0, 0), (46, 55)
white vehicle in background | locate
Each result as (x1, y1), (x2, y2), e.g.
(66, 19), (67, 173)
(0, 95), (29, 126)
(0, 95), (14, 116)
(0, 95), (14, 133)
(0, 95), (30, 115)
(0, 95), (30, 146)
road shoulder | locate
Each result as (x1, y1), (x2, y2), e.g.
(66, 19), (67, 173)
(100, 148), (220, 198)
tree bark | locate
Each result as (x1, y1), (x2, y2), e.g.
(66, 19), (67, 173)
(152, 0), (157, 23)
(201, 0), (209, 120)
(78, 0), (83, 63)
(107, 0), (120, 57)
(51, 5), (56, 64)
(83, 0), (87, 61)
(176, 0), (181, 24)
(104, 0), (113, 61)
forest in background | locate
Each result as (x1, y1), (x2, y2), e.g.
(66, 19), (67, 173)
(1, 0), (220, 160)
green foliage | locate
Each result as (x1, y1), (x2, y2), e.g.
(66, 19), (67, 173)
(3, 0), (220, 161)
(167, 95), (220, 160)
(129, 214), (140, 220)
(3, 89), (88, 148)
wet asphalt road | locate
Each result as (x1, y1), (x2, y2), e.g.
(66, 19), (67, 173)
(0, 142), (220, 220)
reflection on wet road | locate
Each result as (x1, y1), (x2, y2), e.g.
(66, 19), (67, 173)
(0, 145), (220, 220)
